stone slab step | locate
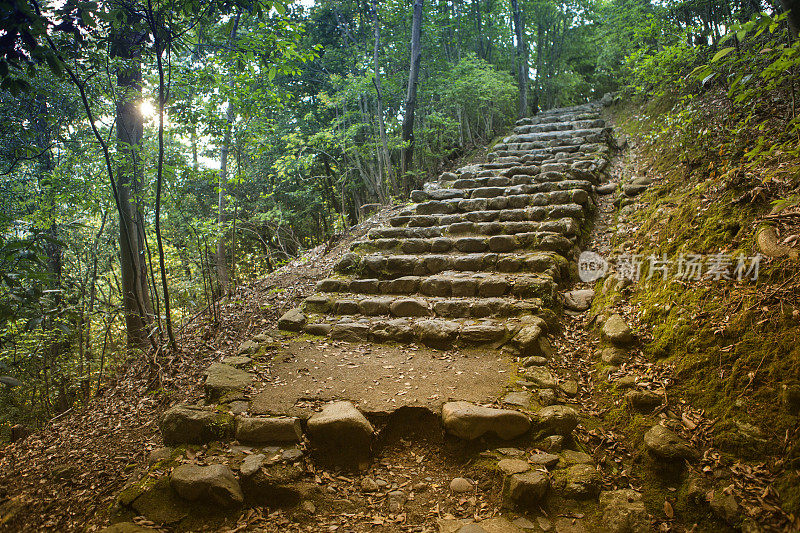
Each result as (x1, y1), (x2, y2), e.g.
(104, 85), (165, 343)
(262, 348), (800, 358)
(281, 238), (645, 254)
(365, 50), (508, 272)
(301, 316), (535, 346)
(357, 231), (575, 256)
(512, 118), (605, 135)
(434, 177), (594, 194)
(503, 127), (608, 144)
(515, 110), (600, 125)
(303, 293), (545, 319)
(413, 192), (591, 216)
(334, 251), (567, 279)
(367, 218), (580, 243)
(391, 204), (589, 230)
(314, 272), (555, 299)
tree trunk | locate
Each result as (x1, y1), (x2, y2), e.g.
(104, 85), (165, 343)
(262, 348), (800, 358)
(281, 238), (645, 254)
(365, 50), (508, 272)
(511, 0), (528, 118)
(781, 0), (800, 38)
(372, 0), (393, 196)
(216, 12), (241, 297)
(112, 26), (154, 348)
(401, 0), (424, 177)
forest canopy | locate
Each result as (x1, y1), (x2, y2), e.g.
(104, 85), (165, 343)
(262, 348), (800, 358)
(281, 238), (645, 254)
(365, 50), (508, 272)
(0, 0), (798, 432)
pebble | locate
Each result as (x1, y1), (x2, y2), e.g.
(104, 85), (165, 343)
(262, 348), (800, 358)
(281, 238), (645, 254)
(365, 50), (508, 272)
(449, 477), (474, 493)
(387, 490), (406, 513)
(360, 477), (379, 492)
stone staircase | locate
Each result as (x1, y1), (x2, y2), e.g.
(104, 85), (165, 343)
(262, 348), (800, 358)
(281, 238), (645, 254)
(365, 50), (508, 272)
(280, 102), (611, 353)
(103, 103), (642, 533)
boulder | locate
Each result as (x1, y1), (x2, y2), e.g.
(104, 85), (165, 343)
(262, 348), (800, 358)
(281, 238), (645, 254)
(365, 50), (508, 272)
(449, 477), (474, 493)
(643, 425), (698, 462)
(306, 401), (374, 468)
(563, 289), (594, 311)
(522, 367), (558, 389)
(160, 404), (234, 445)
(170, 464), (243, 507)
(625, 390), (663, 412)
(442, 401), (531, 440)
(235, 417), (302, 444)
(533, 405), (580, 435)
(502, 470), (549, 508)
(599, 346), (630, 365)
(528, 453), (560, 469)
(511, 325), (553, 358)
(601, 314), (634, 346)
(599, 489), (651, 533)
(240, 454), (266, 477)
(552, 464), (600, 499)
(278, 308), (306, 331)
(204, 363), (252, 401)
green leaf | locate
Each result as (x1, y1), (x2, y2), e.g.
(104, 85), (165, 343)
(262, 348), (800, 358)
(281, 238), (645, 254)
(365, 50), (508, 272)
(710, 47), (735, 63)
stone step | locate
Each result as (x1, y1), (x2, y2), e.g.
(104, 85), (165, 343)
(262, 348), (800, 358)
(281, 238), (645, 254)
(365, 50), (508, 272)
(353, 232), (577, 255)
(436, 177), (594, 194)
(314, 272), (554, 300)
(409, 185), (591, 207)
(493, 141), (609, 154)
(413, 193), (591, 216)
(334, 251), (567, 279)
(503, 127), (609, 145)
(367, 218), (580, 245)
(512, 118), (605, 135)
(301, 315), (535, 347)
(303, 293), (545, 320)
(392, 202), (590, 228)
(515, 110), (600, 126)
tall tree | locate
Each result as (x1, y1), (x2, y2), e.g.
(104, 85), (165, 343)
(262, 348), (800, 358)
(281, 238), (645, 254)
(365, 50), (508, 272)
(401, 0), (424, 177)
(111, 22), (155, 348)
(371, 0), (392, 196)
(511, 0), (528, 117)
(217, 11), (241, 296)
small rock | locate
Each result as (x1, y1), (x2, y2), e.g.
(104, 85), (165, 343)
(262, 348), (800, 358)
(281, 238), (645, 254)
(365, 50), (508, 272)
(497, 459), (531, 476)
(228, 400), (249, 415)
(223, 355), (253, 367)
(204, 363), (252, 401)
(534, 405), (580, 435)
(496, 447), (525, 457)
(281, 447), (303, 462)
(240, 454), (266, 477)
(511, 325), (553, 358)
(599, 489), (650, 533)
(503, 470), (549, 508)
(559, 380), (578, 397)
(387, 490), (407, 513)
(376, 478), (389, 489)
(563, 289), (594, 312)
(237, 340), (259, 355)
(709, 488), (740, 525)
(559, 450), (593, 465)
(599, 346), (630, 365)
(300, 500), (316, 514)
(442, 401), (531, 440)
(625, 390), (663, 412)
(413, 482), (429, 492)
(147, 447), (172, 465)
(601, 314), (634, 346)
(278, 308), (306, 331)
(235, 416), (302, 444)
(543, 435), (564, 452)
(528, 453), (560, 469)
(523, 367), (557, 389)
(553, 464), (601, 499)
(536, 389), (558, 406)
(307, 401), (374, 469)
(450, 477), (474, 493)
(596, 183), (616, 195)
(170, 463), (243, 506)
(503, 391), (532, 408)
(615, 375), (637, 389)
(160, 404), (234, 446)
(361, 477), (379, 492)
(644, 425), (698, 462)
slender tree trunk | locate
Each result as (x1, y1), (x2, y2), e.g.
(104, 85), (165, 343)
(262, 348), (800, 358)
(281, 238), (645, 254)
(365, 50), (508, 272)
(511, 0), (528, 118)
(150, 2), (177, 350)
(216, 12), (241, 297)
(781, 0), (800, 38)
(401, 0), (424, 178)
(372, 0), (393, 196)
(112, 26), (154, 348)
